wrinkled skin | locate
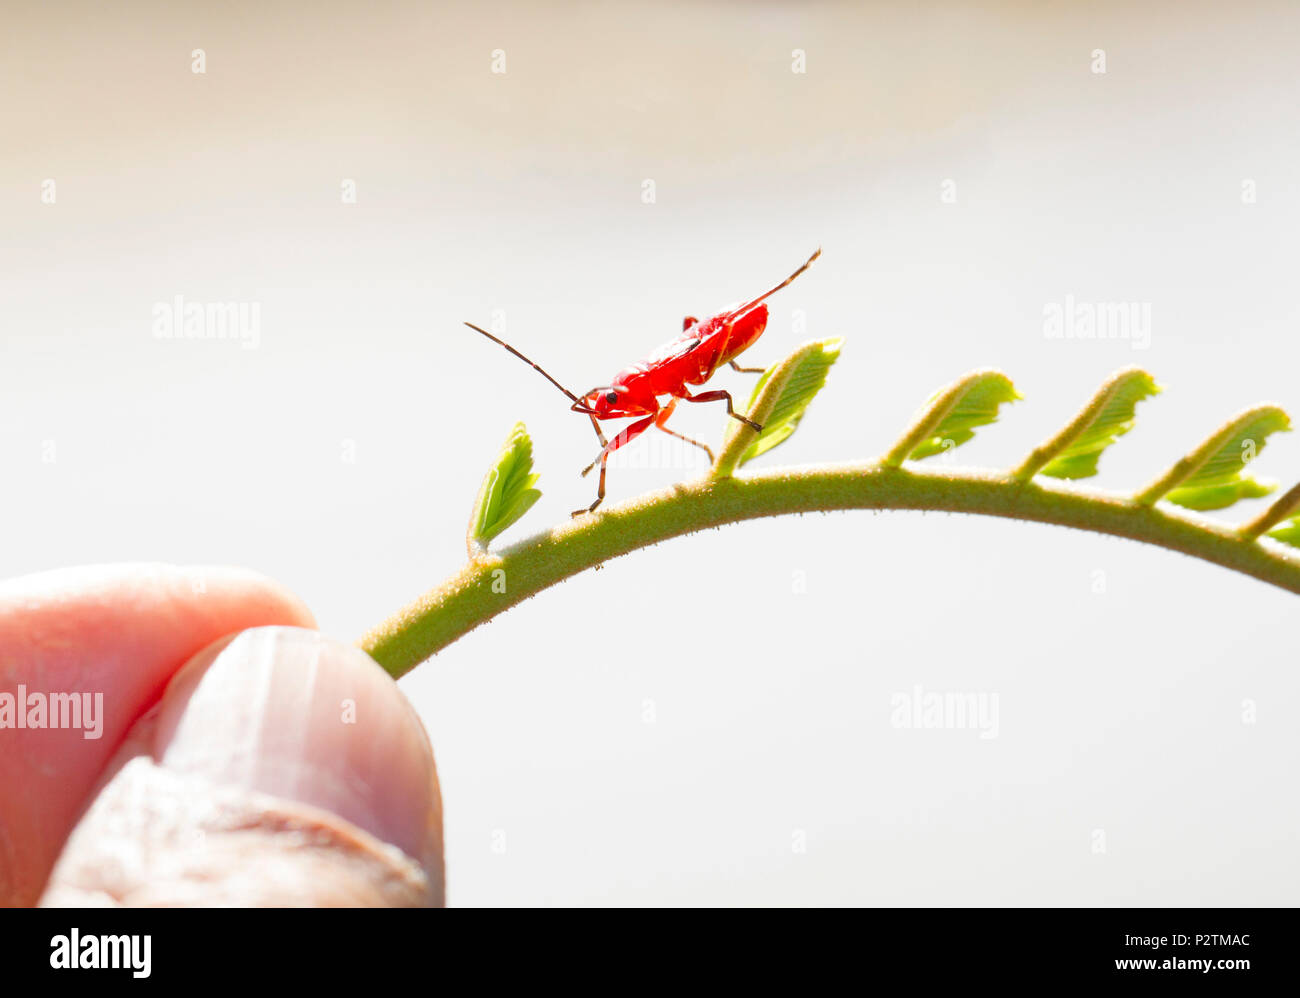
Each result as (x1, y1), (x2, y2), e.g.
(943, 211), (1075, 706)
(0, 564), (443, 907)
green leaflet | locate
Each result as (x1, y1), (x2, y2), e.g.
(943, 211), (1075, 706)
(730, 339), (843, 469)
(1267, 517), (1300, 548)
(1173, 408), (1290, 489)
(890, 370), (1020, 464)
(467, 422), (542, 554)
(1148, 406), (1291, 512)
(1167, 478), (1276, 511)
(1035, 369), (1161, 480)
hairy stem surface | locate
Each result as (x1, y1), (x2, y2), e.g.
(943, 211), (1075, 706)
(359, 462), (1300, 677)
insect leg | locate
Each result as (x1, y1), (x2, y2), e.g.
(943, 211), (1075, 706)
(587, 412), (608, 448)
(728, 359), (766, 373)
(576, 457), (610, 518)
(652, 398), (715, 464)
(678, 388), (763, 432)
(682, 316), (699, 331)
(573, 414), (656, 516)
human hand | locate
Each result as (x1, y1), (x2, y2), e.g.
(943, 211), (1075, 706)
(0, 564), (443, 907)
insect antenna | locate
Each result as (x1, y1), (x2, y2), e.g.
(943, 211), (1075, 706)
(730, 247), (822, 316)
(464, 322), (585, 405)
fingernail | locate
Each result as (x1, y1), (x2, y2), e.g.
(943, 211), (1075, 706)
(152, 627), (442, 873)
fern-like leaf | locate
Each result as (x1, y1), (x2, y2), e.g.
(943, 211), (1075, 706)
(714, 339), (843, 474)
(467, 422), (542, 555)
(1014, 367), (1160, 481)
(884, 370), (1020, 466)
(1135, 405), (1291, 511)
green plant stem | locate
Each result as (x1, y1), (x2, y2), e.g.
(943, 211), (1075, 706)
(1240, 480), (1300, 540)
(359, 461), (1300, 677)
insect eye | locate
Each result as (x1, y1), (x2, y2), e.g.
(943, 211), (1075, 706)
(605, 391), (619, 404)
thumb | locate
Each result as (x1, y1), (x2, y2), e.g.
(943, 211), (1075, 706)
(40, 627), (444, 907)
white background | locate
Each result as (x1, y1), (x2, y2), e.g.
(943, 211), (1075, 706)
(3, 1), (1297, 904)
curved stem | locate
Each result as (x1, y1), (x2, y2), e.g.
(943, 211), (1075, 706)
(1241, 479), (1300, 540)
(358, 461), (1300, 678)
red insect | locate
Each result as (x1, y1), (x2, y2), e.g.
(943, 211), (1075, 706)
(466, 248), (820, 516)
